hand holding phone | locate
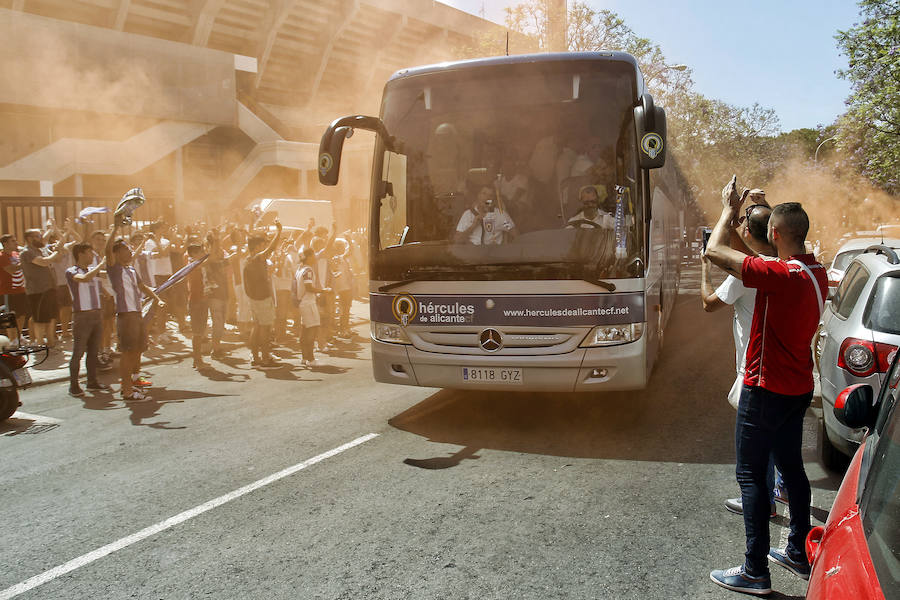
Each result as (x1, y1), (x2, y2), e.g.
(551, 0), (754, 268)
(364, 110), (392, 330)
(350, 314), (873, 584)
(722, 175), (739, 208)
(701, 227), (713, 252)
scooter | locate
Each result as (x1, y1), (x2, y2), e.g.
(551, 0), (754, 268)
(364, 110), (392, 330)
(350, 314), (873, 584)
(0, 310), (48, 422)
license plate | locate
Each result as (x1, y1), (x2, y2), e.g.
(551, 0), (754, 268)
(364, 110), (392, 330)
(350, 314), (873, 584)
(13, 368), (31, 387)
(461, 367), (523, 384)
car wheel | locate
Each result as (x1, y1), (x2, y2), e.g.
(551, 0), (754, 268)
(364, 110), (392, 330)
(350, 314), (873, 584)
(819, 417), (849, 473)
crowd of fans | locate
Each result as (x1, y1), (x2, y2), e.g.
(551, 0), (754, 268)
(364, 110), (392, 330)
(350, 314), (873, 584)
(0, 214), (368, 400)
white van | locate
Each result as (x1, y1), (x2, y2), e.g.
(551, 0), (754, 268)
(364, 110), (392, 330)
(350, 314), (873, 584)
(253, 198), (333, 230)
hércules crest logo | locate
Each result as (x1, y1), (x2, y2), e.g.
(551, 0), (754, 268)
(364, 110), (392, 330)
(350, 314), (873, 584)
(392, 294), (418, 326)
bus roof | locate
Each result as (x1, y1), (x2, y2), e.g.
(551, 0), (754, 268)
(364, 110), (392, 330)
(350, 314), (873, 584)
(388, 51), (643, 86)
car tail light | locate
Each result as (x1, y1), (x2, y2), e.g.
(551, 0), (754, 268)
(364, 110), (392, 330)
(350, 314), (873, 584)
(1, 353), (27, 370)
(838, 338), (899, 377)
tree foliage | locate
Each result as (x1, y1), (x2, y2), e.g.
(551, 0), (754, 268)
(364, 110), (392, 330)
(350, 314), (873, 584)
(835, 0), (900, 193)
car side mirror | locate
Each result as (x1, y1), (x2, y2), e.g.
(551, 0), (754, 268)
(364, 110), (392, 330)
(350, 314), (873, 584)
(833, 383), (878, 429)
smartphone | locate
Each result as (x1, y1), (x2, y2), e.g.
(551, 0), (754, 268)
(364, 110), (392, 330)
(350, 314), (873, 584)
(701, 227), (713, 251)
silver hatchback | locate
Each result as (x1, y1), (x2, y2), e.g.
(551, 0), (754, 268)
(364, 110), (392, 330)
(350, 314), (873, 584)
(816, 244), (900, 470)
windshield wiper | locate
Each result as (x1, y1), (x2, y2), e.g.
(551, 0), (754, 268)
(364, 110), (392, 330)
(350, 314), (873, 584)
(377, 266), (616, 293)
(378, 278), (428, 293)
(474, 262), (617, 291)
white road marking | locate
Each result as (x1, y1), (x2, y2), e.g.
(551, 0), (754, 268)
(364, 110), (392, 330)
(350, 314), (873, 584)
(0, 433), (379, 600)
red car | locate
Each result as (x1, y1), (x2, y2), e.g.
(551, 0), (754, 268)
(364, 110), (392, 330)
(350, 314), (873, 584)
(805, 352), (899, 599)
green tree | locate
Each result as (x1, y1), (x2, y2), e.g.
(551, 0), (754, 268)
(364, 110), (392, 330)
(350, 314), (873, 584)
(502, 1), (692, 101)
(835, 0), (900, 192)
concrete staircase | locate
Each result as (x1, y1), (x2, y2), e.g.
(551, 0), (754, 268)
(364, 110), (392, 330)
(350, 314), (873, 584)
(0, 120), (214, 184)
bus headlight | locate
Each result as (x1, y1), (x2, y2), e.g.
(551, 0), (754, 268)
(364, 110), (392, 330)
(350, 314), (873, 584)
(580, 323), (644, 347)
(371, 322), (412, 344)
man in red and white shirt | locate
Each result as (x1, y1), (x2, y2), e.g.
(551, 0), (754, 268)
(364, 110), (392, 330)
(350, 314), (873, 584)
(0, 234), (28, 342)
(706, 178), (828, 596)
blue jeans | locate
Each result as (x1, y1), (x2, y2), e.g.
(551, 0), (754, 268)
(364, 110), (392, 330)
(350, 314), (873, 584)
(735, 385), (812, 575)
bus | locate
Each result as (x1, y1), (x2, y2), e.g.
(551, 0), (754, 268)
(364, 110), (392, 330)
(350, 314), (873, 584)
(319, 52), (687, 391)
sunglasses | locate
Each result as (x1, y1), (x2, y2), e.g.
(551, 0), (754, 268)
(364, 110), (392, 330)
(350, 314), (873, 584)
(737, 203), (768, 225)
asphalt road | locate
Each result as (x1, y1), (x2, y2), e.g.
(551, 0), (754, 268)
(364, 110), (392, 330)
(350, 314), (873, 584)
(0, 276), (843, 600)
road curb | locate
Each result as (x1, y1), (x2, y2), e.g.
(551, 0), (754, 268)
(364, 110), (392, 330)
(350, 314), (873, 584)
(28, 351), (193, 389)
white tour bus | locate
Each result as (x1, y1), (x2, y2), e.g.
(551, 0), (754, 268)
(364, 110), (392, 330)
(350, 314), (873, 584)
(319, 52), (687, 391)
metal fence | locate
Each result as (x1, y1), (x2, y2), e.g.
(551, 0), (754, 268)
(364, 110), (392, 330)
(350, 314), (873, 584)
(0, 196), (174, 241)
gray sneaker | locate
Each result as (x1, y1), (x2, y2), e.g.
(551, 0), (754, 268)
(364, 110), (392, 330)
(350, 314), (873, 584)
(768, 547), (810, 580)
(710, 565), (772, 596)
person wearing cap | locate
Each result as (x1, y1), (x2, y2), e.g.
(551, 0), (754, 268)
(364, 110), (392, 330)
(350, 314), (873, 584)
(454, 185), (517, 245)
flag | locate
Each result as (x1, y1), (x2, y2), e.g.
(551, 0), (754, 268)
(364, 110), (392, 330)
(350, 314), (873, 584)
(115, 187), (146, 225)
(76, 206), (110, 224)
(142, 254), (209, 321)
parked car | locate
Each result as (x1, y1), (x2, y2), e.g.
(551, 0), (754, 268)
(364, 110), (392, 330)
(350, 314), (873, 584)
(826, 235), (900, 298)
(816, 244), (900, 469)
(876, 223), (900, 238)
(805, 350), (899, 600)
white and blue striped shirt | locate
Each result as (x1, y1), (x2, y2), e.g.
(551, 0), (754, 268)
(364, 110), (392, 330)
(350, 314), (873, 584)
(65, 265), (103, 312)
(107, 263), (143, 313)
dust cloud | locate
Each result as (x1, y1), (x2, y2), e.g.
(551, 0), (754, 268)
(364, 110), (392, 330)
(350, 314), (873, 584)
(765, 158), (899, 255)
(689, 153), (899, 259)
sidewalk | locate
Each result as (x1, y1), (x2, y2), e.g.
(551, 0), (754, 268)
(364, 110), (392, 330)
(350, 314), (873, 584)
(26, 299), (371, 389)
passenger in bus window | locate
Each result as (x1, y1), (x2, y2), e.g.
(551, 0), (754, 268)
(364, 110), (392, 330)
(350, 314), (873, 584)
(498, 155), (529, 213)
(566, 186), (614, 229)
(570, 137), (611, 182)
(454, 185), (517, 245)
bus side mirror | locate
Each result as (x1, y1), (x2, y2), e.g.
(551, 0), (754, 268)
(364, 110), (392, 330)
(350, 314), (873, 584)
(318, 126), (352, 186)
(834, 383), (878, 429)
(634, 93), (667, 170)
(319, 115), (397, 186)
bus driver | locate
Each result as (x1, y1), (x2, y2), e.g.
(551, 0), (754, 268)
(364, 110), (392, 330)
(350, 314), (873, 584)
(566, 185), (614, 229)
(454, 185), (517, 245)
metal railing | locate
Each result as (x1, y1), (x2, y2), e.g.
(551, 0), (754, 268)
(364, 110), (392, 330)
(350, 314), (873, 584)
(0, 197), (174, 240)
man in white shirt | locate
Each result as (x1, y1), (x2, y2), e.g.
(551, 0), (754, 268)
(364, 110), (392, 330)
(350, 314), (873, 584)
(454, 186), (517, 245)
(144, 221), (174, 340)
(566, 185), (614, 229)
(701, 198), (786, 516)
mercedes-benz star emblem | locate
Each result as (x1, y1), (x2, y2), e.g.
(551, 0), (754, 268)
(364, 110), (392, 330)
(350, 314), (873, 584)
(479, 328), (503, 352)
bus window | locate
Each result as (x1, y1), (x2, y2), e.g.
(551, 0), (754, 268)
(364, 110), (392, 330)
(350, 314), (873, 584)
(379, 150), (407, 249)
(372, 60), (644, 281)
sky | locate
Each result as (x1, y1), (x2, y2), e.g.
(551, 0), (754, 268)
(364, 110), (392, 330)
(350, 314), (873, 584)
(441, 0), (860, 132)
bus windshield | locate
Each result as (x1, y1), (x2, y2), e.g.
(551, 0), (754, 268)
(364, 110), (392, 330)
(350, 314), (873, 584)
(372, 59), (644, 282)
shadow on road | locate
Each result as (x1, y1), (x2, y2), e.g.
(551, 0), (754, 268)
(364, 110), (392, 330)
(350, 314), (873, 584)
(124, 387), (229, 429)
(392, 296), (740, 464)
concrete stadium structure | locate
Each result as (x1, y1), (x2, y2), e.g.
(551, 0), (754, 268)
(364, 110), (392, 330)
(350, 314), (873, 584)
(0, 0), (516, 230)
